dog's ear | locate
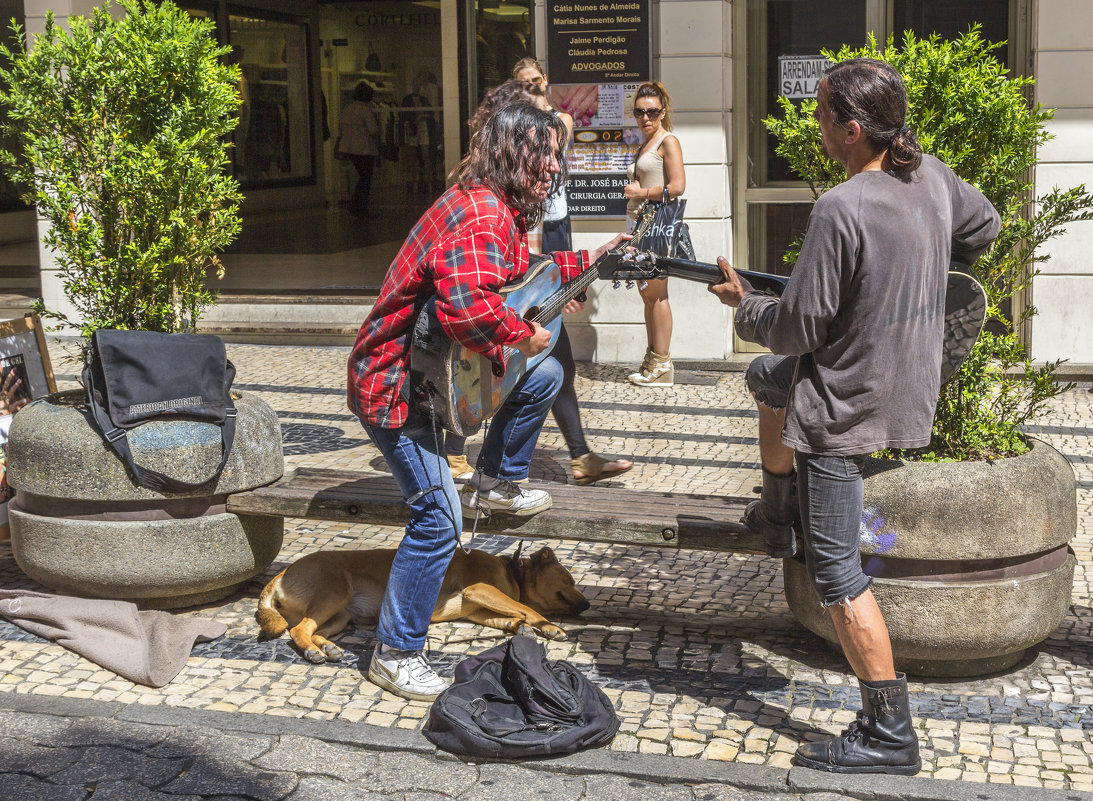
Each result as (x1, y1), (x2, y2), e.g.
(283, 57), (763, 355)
(531, 546), (557, 565)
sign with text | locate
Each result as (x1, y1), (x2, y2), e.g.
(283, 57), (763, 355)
(566, 126), (640, 218)
(567, 172), (630, 217)
(777, 55), (829, 99)
(546, 0), (650, 84)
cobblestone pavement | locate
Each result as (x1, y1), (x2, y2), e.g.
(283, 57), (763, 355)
(1, 343), (1091, 799)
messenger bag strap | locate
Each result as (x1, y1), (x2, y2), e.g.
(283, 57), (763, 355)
(83, 358), (238, 494)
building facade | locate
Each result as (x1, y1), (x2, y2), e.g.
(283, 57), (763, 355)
(3, 0), (1091, 367)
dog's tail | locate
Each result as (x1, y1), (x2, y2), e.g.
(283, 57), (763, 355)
(255, 569), (289, 639)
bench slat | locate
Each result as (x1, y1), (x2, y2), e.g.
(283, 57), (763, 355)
(228, 468), (767, 553)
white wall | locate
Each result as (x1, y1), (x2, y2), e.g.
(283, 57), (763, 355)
(1030, 0), (1093, 364)
(23, 0), (110, 333)
(563, 0), (734, 364)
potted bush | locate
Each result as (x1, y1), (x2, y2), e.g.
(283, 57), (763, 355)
(763, 29), (1093, 676)
(0, 0), (284, 609)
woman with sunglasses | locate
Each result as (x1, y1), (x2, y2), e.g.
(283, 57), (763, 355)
(624, 81), (686, 387)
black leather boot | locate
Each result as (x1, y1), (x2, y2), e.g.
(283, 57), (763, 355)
(795, 673), (921, 775)
(743, 467), (797, 557)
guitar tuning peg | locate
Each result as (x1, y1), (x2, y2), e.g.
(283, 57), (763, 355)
(625, 280), (635, 290)
(638, 281), (648, 291)
(612, 280), (621, 289)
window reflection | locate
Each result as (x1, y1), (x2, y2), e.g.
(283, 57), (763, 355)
(229, 13), (313, 186)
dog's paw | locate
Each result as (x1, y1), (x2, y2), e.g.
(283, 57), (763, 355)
(303, 648), (327, 664)
(539, 624), (568, 641)
(515, 623), (536, 638)
(322, 644), (344, 662)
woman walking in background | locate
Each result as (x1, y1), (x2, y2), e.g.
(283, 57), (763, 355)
(624, 81), (686, 387)
(336, 82), (379, 219)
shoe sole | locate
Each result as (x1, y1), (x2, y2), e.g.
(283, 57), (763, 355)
(367, 665), (444, 702)
(628, 378), (674, 387)
(793, 754), (922, 775)
(574, 463), (634, 486)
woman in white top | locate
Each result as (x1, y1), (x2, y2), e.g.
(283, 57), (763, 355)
(336, 82), (379, 219)
(623, 81), (686, 387)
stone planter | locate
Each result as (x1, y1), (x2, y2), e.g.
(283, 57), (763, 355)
(784, 437), (1076, 677)
(6, 389), (285, 609)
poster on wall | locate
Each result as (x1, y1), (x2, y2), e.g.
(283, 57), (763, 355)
(546, 0), (650, 84)
(551, 83), (641, 217)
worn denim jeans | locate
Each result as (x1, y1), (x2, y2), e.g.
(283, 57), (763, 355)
(747, 354), (871, 606)
(362, 356), (563, 649)
(475, 355), (564, 481)
(796, 451), (872, 607)
(364, 412), (461, 651)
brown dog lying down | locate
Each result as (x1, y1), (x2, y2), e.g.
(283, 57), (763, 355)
(256, 544), (590, 663)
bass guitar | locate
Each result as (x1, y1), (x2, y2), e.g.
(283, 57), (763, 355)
(596, 250), (987, 385)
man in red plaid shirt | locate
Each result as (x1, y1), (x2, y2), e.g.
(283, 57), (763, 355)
(348, 103), (627, 701)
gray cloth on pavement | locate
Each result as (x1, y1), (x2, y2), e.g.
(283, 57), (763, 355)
(0, 588), (225, 687)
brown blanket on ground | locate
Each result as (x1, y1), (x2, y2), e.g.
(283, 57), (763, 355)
(0, 589), (226, 687)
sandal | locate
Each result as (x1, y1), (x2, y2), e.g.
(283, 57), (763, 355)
(570, 452), (634, 486)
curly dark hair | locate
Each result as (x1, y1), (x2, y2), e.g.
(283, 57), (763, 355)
(823, 58), (923, 176)
(468, 79), (546, 136)
(455, 101), (566, 227)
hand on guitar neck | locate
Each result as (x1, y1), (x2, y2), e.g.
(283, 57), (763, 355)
(707, 256), (755, 308)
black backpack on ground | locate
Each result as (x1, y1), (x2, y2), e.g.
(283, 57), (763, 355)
(423, 635), (620, 758)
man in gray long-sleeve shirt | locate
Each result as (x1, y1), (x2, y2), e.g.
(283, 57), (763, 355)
(710, 59), (1000, 775)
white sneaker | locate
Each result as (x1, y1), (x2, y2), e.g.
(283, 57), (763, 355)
(461, 478), (552, 517)
(367, 645), (448, 701)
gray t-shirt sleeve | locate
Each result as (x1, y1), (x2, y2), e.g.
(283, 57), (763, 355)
(734, 193), (856, 355)
(947, 170), (1001, 267)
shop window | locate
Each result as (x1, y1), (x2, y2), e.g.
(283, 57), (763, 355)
(229, 12), (313, 186)
(473, 1), (534, 104)
(746, 0), (867, 188)
(894, 0), (1010, 67)
(319, 2), (446, 210)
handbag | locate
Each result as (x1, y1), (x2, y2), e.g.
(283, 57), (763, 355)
(82, 329), (237, 493)
(333, 135), (348, 160)
(637, 188), (687, 258)
(364, 43), (381, 72)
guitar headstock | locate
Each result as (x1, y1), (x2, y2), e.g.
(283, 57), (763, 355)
(595, 250), (667, 284)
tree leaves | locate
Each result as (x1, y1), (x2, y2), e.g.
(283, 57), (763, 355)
(0, 0), (243, 336)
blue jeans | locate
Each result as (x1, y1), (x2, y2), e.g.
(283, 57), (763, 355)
(362, 356), (563, 649)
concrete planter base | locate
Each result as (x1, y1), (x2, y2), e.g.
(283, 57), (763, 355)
(7, 389), (285, 609)
(784, 438), (1077, 678)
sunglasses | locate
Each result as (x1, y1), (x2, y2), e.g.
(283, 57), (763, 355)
(633, 107), (663, 119)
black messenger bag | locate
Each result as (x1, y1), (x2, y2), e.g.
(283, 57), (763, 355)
(82, 329), (237, 493)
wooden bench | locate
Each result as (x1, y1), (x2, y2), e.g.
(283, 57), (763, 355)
(227, 467), (766, 554)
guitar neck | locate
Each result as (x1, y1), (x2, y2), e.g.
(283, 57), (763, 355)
(655, 257), (789, 294)
(530, 260), (600, 324)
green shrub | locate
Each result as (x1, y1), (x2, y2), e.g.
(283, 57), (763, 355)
(0, 0), (242, 336)
(764, 28), (1093, 461)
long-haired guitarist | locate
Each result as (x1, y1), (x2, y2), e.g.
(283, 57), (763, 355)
(347, 102), (627, 702)
(708, 59), (999, 775)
